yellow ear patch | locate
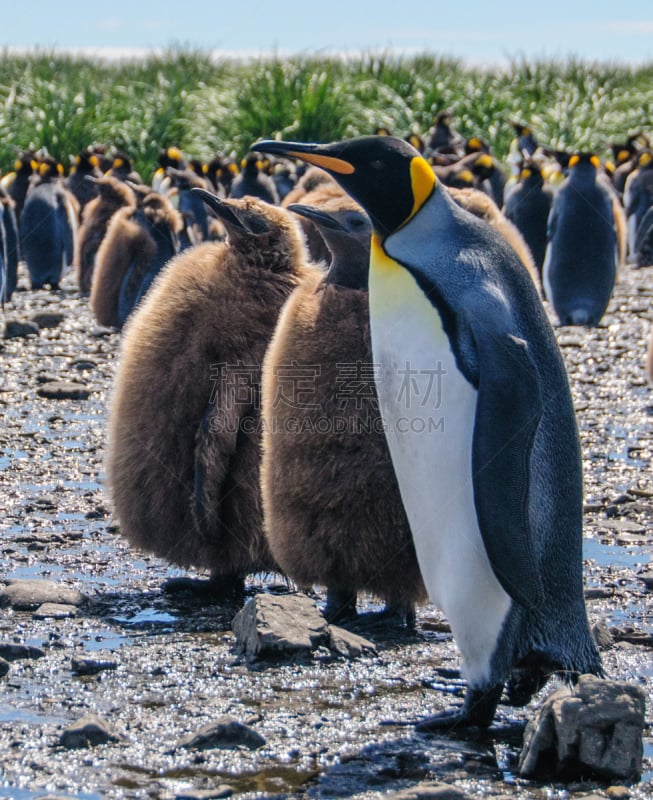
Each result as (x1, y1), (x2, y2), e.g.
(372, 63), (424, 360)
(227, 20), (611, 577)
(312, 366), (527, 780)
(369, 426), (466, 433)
(569, 155), (580, 168)
(521, 168), (532, 179)
(167, 146), (182, 161)
(14, 160), (22, 171)
(113, 158), (125, 169)
(38, 162), (49, 176)
(475, 154), (493, 169)
(57, 163), (64, 175)
(30, 160), (39, 171)
(639, 152), (652, 167)
(617, 149), (630, 163)
(409, 156), (437, 221)
(90, 155), (99, 168)
(457, 169), (474, 183)
(590, 155), (600, 169)
(468, 137), (482, 150)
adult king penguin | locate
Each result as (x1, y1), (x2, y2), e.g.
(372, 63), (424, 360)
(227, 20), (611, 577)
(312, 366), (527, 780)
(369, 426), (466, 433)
(251, 135), (603, 731)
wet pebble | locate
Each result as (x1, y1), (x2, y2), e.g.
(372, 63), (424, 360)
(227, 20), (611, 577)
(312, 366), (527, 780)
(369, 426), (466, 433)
(174, 787), (233, 800)
(176, 717), (266, 751)
(59, 713), (125, 749)
(36, 380), (92, 400)
(0, 579), (86, 610)
(328, 625), (377, 658)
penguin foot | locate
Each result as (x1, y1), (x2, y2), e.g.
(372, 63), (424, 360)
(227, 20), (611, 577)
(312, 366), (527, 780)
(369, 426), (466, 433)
(324, 586), (357, 624)
(416, 684), (504, 735)
(505, 664), (551, 707)
(348, 602), (417, 634)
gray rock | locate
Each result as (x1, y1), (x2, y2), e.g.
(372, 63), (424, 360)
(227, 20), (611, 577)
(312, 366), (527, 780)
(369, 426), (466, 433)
(59, 714), (124, 749)
(0, 579), (85, 610)
(232, 593), (330, 661)
(174, 788), (233, 800)
(37, 380), (91, 400)
(385, 781), (470, 799)
(4, 320), (40, 339)
(637, 571), (653, 590)
(30, 311), (65, 329)
(33, 603), (78, 620)
(329, 625), (377, 658)
(71, 657), (118, 676)
(0, 657), (9, 677)
(0, 643), (46, 661)
(177, 717), (266, 751)
(519, 674), (646, 781)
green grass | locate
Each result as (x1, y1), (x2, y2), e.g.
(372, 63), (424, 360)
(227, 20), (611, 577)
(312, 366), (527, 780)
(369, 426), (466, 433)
(0, 48), (651, 180)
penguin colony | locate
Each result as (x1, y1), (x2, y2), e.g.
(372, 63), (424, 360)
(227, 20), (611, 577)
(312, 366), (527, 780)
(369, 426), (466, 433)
(3, 114), (653, 732)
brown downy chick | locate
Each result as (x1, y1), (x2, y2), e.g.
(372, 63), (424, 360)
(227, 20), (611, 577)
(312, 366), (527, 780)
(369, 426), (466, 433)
(76, 176), (137, 293)
(261, 199), (427, 625)
(90, 191), (182, 328)
(106, 193), (311, 602)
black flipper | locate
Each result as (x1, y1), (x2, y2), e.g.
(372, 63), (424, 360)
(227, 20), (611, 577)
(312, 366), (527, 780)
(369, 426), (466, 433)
(470, 323), (545, 610)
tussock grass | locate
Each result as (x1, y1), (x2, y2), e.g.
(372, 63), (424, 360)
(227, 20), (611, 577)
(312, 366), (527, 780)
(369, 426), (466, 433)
(0, 48), (651, 179)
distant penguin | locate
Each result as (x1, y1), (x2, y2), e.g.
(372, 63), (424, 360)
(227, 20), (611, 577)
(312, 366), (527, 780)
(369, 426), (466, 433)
(0, 185), (19, 303)
(543, 153), (619, 325)
(20, 157), (78, 290)
(165, 167), (210, 250)
(229, 153), (280, 204)
(152, 146), (186, 193)
(634, 205), (653, 268)
(106, 153), (142, 184)
(66, 149), (102, 213)
(75, 176), (137, 294)
(91, 191), (181, 328)
(106, 194), (310, 599)
(252, 135), (603, 730)
(503, 161), (554, 284)
(426, 110), (462, 154)
(624, 150), (653, 263)
(2, 150), (36, 228)
(261, 198), (427, 624)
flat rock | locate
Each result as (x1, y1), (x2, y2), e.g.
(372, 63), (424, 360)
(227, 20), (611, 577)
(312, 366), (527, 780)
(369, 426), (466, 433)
(37, 380), (91, 400)
(71, 657), (118, 676)
(637, 571), (653, 590)
(385, 781), (471, 799)
(0, 642), (46, 661)
(59, 714), (124, 749)
(174, 789), (233, 800)
(232, 593), (330, 661)
(519, 674), (646, 781)
(0, 657), (9, 677)
(33, 603), (78, 620)
(177, 717), (266, 751)
(329, 625), (377, 658)
(30, 311), (65, 328)
(0, 579), (85, 610)
(4, 320), (39, 339)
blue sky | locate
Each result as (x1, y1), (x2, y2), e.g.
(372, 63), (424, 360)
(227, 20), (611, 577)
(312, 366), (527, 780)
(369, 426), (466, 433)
(3, 1), (653, 63)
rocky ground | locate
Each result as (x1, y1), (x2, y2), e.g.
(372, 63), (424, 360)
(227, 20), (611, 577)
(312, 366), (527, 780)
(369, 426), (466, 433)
(0, 262), (652, 800)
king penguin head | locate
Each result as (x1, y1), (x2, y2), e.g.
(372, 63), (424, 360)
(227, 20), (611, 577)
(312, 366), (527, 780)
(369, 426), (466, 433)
(250, 136), (437, 239)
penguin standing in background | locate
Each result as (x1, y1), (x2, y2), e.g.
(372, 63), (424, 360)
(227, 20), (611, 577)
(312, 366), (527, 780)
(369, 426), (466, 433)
(252, 135), (602, 730)
(624, 150), (653, 263)
(426, 110), (462, 155)
(0, 185), (19, 303)
(1, 150), (36, 228)
(261, 197), (426, 625)
(229, 153), (280, 204)
(90, 191), (181, 328)
(66, 149), (102, 214)
(165, 167), (210, 250)
(106, 194), (310, 601)
(543, 153), (619, 326)
(20, 157), (78, 290)
(75, 176), (137, 294)
(503, 161), (554, 285)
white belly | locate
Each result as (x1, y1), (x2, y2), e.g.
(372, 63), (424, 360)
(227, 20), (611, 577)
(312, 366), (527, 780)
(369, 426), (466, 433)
(369, 250), (511, 685)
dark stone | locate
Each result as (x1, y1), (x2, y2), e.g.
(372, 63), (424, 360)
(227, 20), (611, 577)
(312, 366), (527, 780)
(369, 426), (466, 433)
(33, 603), (78, 620)
(59, 714), (124, 749)
(30, 311), (65, 328)
(328, 625), (377, 658)
(177, 717), (266, 751)
(519, 674), (646, 782)
(0, 643), (46, 661)
(37, 381), (91, 400)
(0, 657), (9, 677)
(4, 320), (40, 339)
